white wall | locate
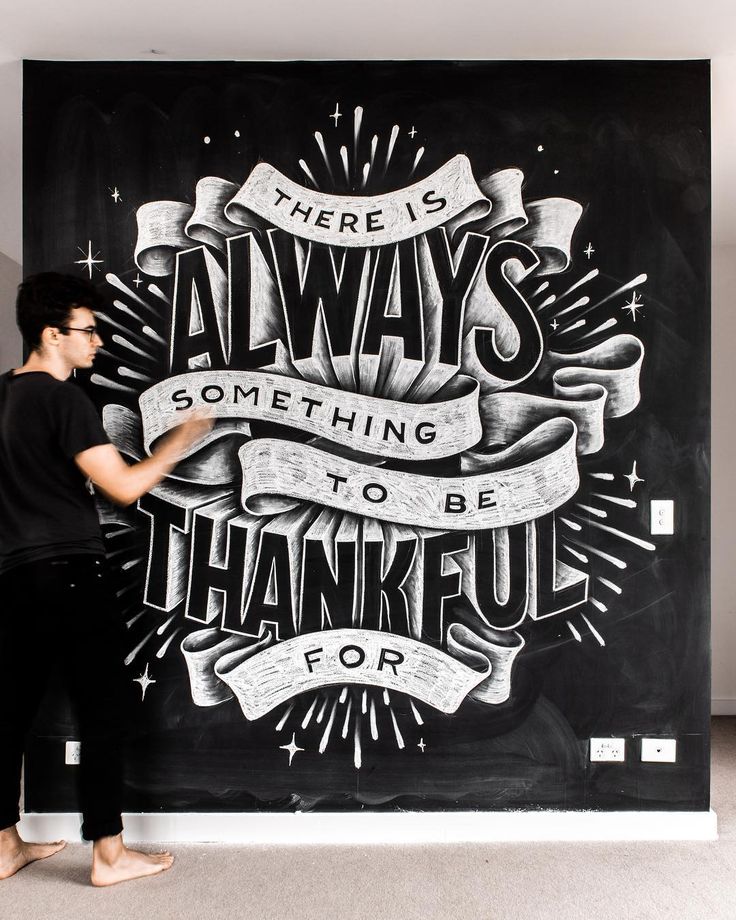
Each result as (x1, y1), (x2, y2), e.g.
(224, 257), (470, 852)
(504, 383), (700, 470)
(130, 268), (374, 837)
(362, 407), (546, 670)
(0, 251), (21, 368)
(711, 244), (736, 712)
(0, 60), (20, 265)
(712, 64), (736, 708)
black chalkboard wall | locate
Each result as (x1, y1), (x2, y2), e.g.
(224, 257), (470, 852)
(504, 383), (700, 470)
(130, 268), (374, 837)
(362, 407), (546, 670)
(22, 60), (710, 814)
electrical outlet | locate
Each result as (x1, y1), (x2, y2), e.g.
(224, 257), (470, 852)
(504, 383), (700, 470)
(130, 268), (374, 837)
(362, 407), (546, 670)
(650, 500), (674, 535)
(590, 738), (626, 762)
(641, 738), (677, 763)
(65, 741), (81, 765)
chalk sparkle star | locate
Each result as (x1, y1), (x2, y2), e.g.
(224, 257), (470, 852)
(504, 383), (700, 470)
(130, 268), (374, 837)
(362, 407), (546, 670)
(132, 273), (143, 288)
(109, 186), (121, 203)
(330, 103), (342, 126)
(417, 738), (426, 753)
(550, 319), (559, 331)
(279, 732), (305, 766)
(409, 126), (417, 139)
(75, 241), (103, 279)
(134, 663), (156, 701)
(584, 242), (595, 259)
(624, 460), (645, 492)
(622, 291), (644, 322)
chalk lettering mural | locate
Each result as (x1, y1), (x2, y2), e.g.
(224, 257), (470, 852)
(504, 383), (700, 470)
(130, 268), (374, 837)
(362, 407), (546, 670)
(23, 61), (710, 812)
(114, 152), (647, 748)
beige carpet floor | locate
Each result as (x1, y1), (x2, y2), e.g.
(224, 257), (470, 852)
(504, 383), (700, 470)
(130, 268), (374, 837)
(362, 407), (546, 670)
(1, 718), (734, 920)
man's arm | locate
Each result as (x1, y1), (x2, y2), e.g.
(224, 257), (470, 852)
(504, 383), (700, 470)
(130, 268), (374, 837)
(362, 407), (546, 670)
(74, 414), (212, 507)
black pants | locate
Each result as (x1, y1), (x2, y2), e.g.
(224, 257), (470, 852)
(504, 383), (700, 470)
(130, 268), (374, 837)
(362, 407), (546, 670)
(0, 555), (126, 841)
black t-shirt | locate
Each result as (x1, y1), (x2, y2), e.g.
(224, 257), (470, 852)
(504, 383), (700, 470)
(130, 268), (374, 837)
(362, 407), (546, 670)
(0, 370), (110, 572)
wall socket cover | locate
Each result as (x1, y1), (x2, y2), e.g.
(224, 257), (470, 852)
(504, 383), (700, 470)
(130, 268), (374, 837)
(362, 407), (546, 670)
(65, 740), (81, 765)
(641, 738), (677, 762)
(590, 738), (626, 762)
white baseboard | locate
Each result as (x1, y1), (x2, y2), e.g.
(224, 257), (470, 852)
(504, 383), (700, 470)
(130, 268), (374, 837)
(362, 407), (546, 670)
(712, 699), (736, 715)
(18, 809), (718, 844)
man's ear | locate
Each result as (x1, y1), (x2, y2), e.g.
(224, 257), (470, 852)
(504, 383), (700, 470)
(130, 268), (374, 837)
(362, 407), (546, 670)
(40, 325), (60, 349)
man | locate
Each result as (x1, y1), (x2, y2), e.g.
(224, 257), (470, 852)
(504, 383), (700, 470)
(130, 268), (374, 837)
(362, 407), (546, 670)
(0, 273), (210, 886)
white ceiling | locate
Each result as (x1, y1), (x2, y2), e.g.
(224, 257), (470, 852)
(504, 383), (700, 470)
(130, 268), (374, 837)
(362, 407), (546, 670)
(0, 0), (734, 261)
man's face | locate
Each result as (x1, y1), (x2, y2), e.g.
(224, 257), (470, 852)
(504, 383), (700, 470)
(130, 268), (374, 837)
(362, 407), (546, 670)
(56, 306), (103, 369)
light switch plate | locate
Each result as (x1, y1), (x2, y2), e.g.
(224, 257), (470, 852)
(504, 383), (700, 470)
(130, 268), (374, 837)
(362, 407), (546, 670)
(650, 500), (674, 535)
(641, 738), (677, 763)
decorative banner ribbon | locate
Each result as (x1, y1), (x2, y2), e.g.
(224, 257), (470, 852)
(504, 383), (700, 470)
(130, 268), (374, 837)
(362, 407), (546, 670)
(544, 334), (645, 418)
(185, 177), (255, 252)
(468, 168), (584, 275)
(111, 335), (642, 489)
(238, 418), (579, 529)
(512, 198), (584, 275)
(181, 626), (525, 719)
(138, 370), (482, 461)
(135, 201), (195, 276)
(135, 159), (582, 274)
(476, 334), (645, 455)
(224, 155), (490, 248)
(446, 618), (526, 705)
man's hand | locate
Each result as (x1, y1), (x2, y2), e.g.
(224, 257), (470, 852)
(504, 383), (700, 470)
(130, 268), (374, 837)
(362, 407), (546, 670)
(75, 410), (214, 506)
(159, 410), (214, 460)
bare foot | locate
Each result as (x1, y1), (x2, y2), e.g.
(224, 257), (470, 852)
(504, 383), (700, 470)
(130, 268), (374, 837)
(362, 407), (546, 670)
(0, 827), (66, 880)
(91, 834), (173, 887)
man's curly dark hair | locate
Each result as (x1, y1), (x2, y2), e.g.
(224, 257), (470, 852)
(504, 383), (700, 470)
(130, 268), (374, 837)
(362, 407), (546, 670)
(16, 272), (105, 351)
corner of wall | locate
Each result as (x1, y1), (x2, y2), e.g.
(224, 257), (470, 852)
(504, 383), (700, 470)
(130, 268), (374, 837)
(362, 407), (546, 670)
(0, 250), (21, 368)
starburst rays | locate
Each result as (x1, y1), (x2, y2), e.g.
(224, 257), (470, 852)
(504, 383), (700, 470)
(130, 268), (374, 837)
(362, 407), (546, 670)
(300, 108), (421, 199)
(272, 686), (426, 769)
(556, 456), (661, 649)
(532, 265), (648, 353)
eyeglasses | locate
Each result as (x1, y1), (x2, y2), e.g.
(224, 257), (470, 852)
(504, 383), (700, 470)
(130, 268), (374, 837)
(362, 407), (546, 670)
(59, 325), (100, 342)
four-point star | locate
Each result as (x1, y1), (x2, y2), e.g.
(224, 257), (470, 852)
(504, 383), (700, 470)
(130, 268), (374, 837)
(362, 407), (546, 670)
(624, 460), (645, 492)
(75, 241), (103, 279)
(134, 663), (157, 701)
(133, 273), (143, 288)
(622, 291), (644, 322)
(330, 103), (342, 126)
(584, 242), (595, 259)
(550, 319), (559, 331)
(409, 126), (417, 139)
(109, 186), (122, 203)
(417, 738), (426, 753)
(280, 733), (305, 766)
